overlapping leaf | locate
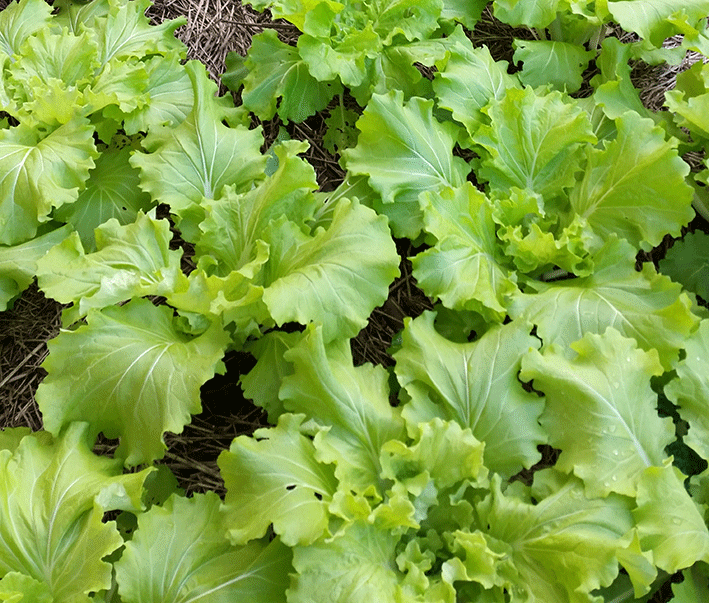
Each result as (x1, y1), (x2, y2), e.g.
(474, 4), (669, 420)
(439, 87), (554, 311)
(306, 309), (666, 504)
(36, 299), (230, 466)
(394, 311), (546, 478)
(0, 423), (151, 603)
(411, 183), (518, 322)
(343, 90), (469, 238)
(115, 492), (292, 603)
(509, 237), (699, 370)
(219, 413), (338, 546)
(520, 328), (674, 498)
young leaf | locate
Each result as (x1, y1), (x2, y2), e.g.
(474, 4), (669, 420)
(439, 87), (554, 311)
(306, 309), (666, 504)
(130, 61), (266, 237)
(411, 184), (518, 322)
(633, 462), (709, 572)
(473, 86), (596, 199)
(520, 328), (674, 498)
(433, 32), (520, 138)
(52, 146), (154, 252)
(513, 39), (594, 93)
(115, 492), (292, 602)
(0, 0), (53, 60)
(233, 29), (341, 124)
(0, 224), (72, 311)
(0, 117), (98, 246)
(279, 324), (407, 495)
(36, 212), (185, 322)
(450, 471), (635, 601)
(394, 311), (546, 479)
(36, 298), (230, 466)
(262, 198), (400, 342)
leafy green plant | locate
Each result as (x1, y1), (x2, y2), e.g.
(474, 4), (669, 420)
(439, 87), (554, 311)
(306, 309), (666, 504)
(1, 0), (709, 601)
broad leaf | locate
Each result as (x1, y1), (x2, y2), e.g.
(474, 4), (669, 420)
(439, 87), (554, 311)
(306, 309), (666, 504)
(0, 0), (53, 60)
(130, 61), (266, 236)
(280, 324), (406, 495)
(219, 413), (338, 546)
(448, 470), (635, 602)
(659, 230), (709, 301)
(509, 237), (700, 370)
(343, 90), (469, 238)
(0, 117), (98, 245)
(513, 39), (594, 93)
(473, 86), (596, 199)
(115, 492), (292, 603)
(36, 212), (185, 323)
(52, 146), (154, 252)
(520, 329), (674, 498)
(633, 462), (709, 572)
(288, 521), (404, 603)
(433, 33), (520, 138)
(394, 311), (546, 478)
(233, 29), (341, 123)
(0, 224), (72, 311)
(36, 298), (230, 466)
(569, 111), (694, 251)
(0, 423), (151, 603)
(262, 198), (400, 342)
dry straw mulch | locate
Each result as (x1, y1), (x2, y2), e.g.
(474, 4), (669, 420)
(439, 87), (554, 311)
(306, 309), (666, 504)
(0, 0), (703, 503)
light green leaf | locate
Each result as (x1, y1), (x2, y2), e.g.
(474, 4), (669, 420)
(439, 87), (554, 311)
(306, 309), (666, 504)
(592, 37), (656, 122)
(288, 521), (403, 603)
(0, 224), (72, 311)
(440, 0), (487, 29)
(343, 90), (469, 238)
(120, 54), (192, 135)
(0, 573), (52, 603)
(520, 328), (674, 498)
(510, 237), (700, 370)
(380, 418), (487, 492)
(36, 298), (230, 466)
(0, 0), (53, 60)
(569, 110), (694, 251)
(0, 117), (98, 245)
(433, 32), (520, 138)
(513, 39), (594, 93)
(262, 198), (400, 342)
(0, 423), (151, 603)
(36, 212), (185, 322)
(195, 139), (318, 276)
(91, 0), (186, 66)
(411, 184), (518, 322)
(130, 61), (266, 233)
(665, 60), (709, 140)
(52, 146), (153, 252)
(219, 413), (338, 546)
(659, 230), (709, 301)
(280, 324), (406, 496)
(453, 470), (635, 602)
(394, 312), (546, 479)
(241, 331), (302, 421)
(606, 0), (709, 48)
(665, 319), (709, 461)
(473, 86), (596, 199)
(115, 492), (291, 603)
(633, 462), (709, 572)
(493, 0), (562, 28)
(235, 29), (341, 123)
